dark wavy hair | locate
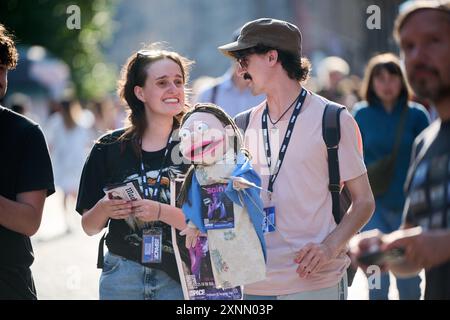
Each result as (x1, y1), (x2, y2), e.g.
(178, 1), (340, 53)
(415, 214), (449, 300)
(117, 44), (194, 155)
(231, 43), (311, 82)
(0, 24), (18, 69)
(177, 103), (249, 206)
(360, 53), (411, 106)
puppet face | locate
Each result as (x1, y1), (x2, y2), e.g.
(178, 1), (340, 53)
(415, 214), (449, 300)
(179, 112), (233, 165)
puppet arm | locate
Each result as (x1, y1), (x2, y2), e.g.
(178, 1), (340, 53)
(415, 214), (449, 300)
(228, 176), (257, 191)
(180, 220), (201, 249)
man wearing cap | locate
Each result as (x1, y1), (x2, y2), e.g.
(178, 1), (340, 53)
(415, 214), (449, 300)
(353, 0), (450, 299)
(218, 18), (375, 299)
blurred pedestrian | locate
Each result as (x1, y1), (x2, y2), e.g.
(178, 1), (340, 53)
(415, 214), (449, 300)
(46, 99), (91, 232)
(6, 92), (31, 116)
(317, 56), (350, 106)
(352, 0), (450, 300)
(76, 44), (192, 300)
(353, 53), (430, 300)
(88, 99), (117, 136)
(0, 24), (55, 300)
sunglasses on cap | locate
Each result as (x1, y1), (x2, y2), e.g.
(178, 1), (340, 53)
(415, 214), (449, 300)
(136, 49), (161, 59)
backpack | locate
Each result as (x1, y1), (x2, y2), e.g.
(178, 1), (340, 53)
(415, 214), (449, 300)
(234, 102), (356, 286)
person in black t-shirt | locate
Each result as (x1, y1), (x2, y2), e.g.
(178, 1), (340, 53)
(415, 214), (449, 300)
(76, 44), (193, 300)
(0, 24), (55, 300)
(353, 1), (450, 299)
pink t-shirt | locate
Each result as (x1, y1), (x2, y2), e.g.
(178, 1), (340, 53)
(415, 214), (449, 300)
(243, 91), (366, 295)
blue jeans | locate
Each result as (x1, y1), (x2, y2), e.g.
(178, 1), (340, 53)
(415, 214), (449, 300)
(362, 205), (421, 300)
(99, 252), (183, 300)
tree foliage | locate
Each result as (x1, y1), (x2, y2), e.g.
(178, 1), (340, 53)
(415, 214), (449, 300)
(0, 0), (119, 99)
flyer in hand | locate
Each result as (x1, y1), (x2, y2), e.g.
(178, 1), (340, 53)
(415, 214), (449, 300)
(103, 179), (143, 201)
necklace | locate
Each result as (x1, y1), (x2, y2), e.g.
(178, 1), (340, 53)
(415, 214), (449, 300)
(267, 93), (301, 128)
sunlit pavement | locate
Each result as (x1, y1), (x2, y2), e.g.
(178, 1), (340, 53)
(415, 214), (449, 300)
(31, 190), (101, 300)
(31, 189), (424, 300)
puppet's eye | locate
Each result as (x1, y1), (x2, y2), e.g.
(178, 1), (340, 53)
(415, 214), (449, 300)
(179, 128), (191, 140)
(196, 122), (209, 133)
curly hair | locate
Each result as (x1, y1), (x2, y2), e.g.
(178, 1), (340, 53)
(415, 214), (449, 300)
(0, 24), (18, 69)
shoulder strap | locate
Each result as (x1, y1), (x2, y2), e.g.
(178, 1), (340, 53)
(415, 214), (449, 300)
(322, 103), (346, 224)
(390, 104), (409, 162)
(97, 204), (111, 268)
(234, 108), (253, 133)
(97, 231), (107, 268)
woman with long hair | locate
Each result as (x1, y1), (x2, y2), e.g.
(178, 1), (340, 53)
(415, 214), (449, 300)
(76, 44), (193, 300)
(353, 53), (430, 300)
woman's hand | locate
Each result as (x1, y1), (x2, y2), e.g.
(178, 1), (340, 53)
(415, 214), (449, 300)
(131, 199), (161, 222)
(95, 196), (133, 220)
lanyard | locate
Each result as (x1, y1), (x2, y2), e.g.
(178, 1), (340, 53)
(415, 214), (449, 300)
(262, 88), (307, 193)
(139, 131), (173, 201)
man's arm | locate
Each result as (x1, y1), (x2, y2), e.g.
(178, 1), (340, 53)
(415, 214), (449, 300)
(0, 191), (46, 237)
(323, 172), (375, 257)
(295, 173), (375, 277)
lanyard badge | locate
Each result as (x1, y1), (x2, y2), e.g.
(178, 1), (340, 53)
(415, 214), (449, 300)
(142, 228), (163, 263)
(262, 206), (276, 233)
(139, 130), (173, 264)
(261, 89), (307, 233)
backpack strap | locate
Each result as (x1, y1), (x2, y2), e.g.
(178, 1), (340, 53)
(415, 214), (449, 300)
(322, 103), (346, 224)
(234, 108), (253, 133)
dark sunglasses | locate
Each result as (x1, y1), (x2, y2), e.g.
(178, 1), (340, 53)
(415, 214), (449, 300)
(237, 56), (250, 69)
(234, 47), (260, 69)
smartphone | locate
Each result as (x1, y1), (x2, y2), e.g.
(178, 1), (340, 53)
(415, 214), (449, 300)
(357, 247), (405, 266)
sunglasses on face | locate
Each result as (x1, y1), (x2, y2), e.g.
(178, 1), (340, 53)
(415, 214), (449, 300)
(235, 47), (260, 69)
(237, 55), (250, 69)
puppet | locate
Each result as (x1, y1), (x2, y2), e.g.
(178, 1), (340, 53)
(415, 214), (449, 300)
(178, 103), (266, 289)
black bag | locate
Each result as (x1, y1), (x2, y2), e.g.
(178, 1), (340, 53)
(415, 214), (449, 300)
(366, 155), (396, 196)
(322, 103), (356, 286)
(366, 104), (408, 197)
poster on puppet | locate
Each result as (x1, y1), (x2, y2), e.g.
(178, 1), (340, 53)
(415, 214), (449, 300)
(170, 175), (242, 300)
